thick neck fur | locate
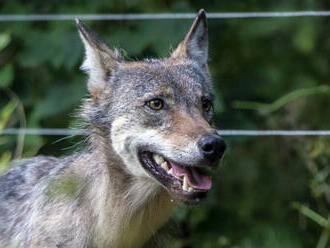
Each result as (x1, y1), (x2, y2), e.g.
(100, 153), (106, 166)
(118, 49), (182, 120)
(74, 130), (176, 248)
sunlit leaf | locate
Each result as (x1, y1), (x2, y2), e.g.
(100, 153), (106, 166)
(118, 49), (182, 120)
(0, 65), (14, 89)
(292, 202), (329, 229)
(0, 33), (10, 52)
(293, 20), (316, 54)
(0, 100), (18, 131)
(232, 85), (330, 113)
(0, 151), (11, 175)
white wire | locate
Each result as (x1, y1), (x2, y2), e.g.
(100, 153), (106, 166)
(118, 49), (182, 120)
(1, 11), (330, 22)
(1, 128), (330, 136)
(217, 130), (330, 136)
(1, 128), (87, 136)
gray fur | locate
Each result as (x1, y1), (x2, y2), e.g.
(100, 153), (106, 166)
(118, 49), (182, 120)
(0, 9), (220, 248)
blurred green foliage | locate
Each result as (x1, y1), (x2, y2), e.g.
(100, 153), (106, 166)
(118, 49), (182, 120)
(0, 0), (330, 247)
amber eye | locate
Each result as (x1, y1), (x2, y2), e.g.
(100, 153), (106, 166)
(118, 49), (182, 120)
(202, 97), (213, 112)
(147, 99), (164, 110)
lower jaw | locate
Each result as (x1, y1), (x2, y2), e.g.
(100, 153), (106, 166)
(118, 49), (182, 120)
(170, 190), (208, 205)
(153, 177), (209, 205)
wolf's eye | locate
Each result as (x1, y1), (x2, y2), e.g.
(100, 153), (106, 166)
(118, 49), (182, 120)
(147, 99), (164, 110)
(202, 97), (213, 112)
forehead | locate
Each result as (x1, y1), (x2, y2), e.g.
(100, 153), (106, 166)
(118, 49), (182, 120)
(113, 59), (212, 98)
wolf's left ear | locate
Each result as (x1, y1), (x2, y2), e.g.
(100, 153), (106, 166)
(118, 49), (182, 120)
(76, 19), (122, 97)
(171, 9), (208, 66)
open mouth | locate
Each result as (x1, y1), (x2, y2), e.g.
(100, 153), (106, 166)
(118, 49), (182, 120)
(138, 150), (213, 204)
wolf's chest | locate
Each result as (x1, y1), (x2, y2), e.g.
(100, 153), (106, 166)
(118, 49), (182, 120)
(113, 193), (175, 248)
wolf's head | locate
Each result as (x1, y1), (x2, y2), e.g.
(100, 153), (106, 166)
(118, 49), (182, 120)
(77, 10), (226, 204)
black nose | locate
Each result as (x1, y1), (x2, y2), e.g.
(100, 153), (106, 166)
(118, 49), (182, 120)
(197, 134), (226, 163)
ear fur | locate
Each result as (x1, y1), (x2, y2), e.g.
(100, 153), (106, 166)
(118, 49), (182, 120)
(171, 9), (208, 65)
(76, 19), (122, 97)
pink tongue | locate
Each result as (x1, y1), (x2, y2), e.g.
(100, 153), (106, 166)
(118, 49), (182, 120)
(169, 162), (212, 190)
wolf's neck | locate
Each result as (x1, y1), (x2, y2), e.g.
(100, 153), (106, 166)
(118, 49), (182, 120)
(80, 134), (176, 248)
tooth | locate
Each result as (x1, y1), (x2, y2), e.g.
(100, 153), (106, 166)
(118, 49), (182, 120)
(183, 176), (188, 191)
(161, 162), (169, 171)
(153, 154), (164, 165)
(168, 168), (173, 175)
(188, 187), (193, 192)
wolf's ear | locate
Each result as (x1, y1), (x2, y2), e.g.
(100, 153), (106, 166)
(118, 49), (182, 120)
(171, 9), (208, 66)
(76, 19), (122, 97)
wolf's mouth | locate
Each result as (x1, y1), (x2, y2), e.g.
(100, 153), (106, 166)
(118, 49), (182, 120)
(138, 150), (212, 204)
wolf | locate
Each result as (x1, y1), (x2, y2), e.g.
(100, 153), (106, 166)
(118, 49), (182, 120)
(0, 9), (226, 248)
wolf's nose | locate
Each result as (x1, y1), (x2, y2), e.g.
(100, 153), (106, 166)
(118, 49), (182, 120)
(198, 135), (226, 163)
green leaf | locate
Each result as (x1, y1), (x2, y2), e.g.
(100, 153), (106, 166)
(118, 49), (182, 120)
(292, 202), (329, 229)
(293, 20), (316, 54)
(18, 29), (81, 69)
(0, 33), (10, 52)
(0, 151), (11, 175)
(32, 81), (85, 120)
(0, 100), (18, 131)
(0, 137), (9, 146)
(0, 65), (14, 89)
(232, 85), (330, 113)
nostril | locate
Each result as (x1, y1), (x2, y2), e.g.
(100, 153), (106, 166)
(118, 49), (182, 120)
(198, 135), (226, 161)
(201, 143), (214, 153)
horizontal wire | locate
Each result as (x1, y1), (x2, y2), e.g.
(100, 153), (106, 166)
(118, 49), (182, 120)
(1, 11), (330, 22)
(1, 128), (330, 136)
(217, 130), (330, 136)
(1, 128), (87, 136)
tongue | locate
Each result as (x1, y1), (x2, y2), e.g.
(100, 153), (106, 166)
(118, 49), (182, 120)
(169, 162), (212, 190)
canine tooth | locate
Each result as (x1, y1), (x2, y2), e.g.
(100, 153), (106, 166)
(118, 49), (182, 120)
(188, 186), (193, 192)
(153, 154), (164, 165)
(161, 162), (169, 171)
(168, 168), (173, 175)
(183, 176), (188, 191)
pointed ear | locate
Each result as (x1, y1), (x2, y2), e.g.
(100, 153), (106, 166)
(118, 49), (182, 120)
(76, 19), (122, 97)
(171, 9), (208, 66)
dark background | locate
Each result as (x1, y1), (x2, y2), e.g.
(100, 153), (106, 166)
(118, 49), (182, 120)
(1, 1), (330, 247)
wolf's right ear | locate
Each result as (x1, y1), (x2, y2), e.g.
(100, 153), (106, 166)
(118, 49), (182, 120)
(76, 19), (122, 97)
(171, 9), (208, 66)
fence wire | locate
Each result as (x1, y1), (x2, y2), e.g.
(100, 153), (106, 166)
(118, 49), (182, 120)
(1, 128), (330, 136)
(1, 11), (330, 22)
